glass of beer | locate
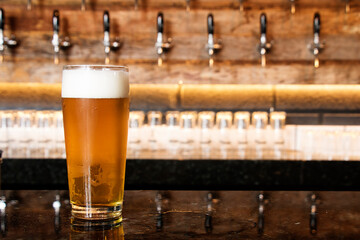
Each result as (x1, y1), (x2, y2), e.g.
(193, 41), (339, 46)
(62, 65), (129, 225)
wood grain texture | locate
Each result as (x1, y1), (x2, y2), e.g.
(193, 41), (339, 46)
(180, 84), (274, 110)
(2, 0), (360, 10)
(275, 85), (360, 111)
(1, 60), (360, 84)
(3, 83), (360, 112)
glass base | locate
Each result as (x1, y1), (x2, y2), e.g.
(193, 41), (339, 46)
(71, 204), (122, 226)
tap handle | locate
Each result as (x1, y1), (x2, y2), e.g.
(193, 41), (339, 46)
(313, 12), (320, 35)
(52, 10), (60, 33)
(260, 13), (266, 35)
(103, 11), (110, 33)
(207, 13), (214, 35)
(157, 12), (163, 34)
(0, 8), (4, 31)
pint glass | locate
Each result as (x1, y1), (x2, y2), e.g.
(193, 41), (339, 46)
(62, 65), (129, 224)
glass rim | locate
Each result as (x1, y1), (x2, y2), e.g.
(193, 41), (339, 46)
(63, 65), (128, 72)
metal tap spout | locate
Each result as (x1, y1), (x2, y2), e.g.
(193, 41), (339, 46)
(345, 0), (351, 13)
(186, 0), (191, 11)
(239, 0), (245, 12)
(81, 0), (86, 11)
(289, 0), (296, 14)
(27, 0), (32, 10)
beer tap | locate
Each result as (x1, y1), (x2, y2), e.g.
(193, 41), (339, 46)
(205, 14), (222, 67)
(103, 11), (120, 64)
(27, 0), (32, 10)
(308, 13), (324, 68)
(155, 12), (172, 67)
(51, 10), (71, 65)
(0, 8), (18, 63)
(258, 13), (271, 67)
(289, 0), (296, 14)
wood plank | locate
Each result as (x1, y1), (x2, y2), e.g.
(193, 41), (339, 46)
(1, 0), (360, 10)
(1, 60), (360, 84)
(1, 8), (360, 36)
(1, 33), (359, 62)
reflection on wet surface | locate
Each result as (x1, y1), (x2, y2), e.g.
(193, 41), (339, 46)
(1, 190), (360, 239)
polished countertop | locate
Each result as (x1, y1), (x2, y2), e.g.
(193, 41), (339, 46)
(1, 190), (360, 239)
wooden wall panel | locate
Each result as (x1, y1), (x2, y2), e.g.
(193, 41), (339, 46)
(1, 60), (360, 84)
(0, 0), (359, 87)
(3, 0), (360, 10)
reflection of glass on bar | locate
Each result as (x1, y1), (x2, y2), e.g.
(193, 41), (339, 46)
(234, 111), (250, 144)
(252, 111), (268, 144)
(147, 111), (162, 143)
(180, 111), (197, 144)
(166, 111), (180, 143)
(129, 111), (145, 144)
(198, 111), (215, 144)
(270, 111), (286, 144)
(216, 111), (233, 145)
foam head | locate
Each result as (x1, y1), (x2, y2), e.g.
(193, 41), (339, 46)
(61, 65), (129, 99)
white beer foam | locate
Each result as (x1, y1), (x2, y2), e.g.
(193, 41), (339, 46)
(62, 67), (129, 98)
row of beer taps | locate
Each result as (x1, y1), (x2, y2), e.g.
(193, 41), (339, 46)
(155, 191), (320, 236)
(0, 8), (324, 68)
(23, 0), (354, 14)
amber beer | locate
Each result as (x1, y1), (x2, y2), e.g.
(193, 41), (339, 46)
(62, 65), (129, 224)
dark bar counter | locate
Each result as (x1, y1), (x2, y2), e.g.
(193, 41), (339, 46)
(1, 190), (360, 239)
(2, 158), (360, 191)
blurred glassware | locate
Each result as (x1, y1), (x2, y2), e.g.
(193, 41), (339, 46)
(35, 110), (54, 158)
(180, 111), (197, 144)
(166, 111), (180, 143)
(16, 110), (36, 158)
(4, 111), (16, 158)
(270, 111), (286, 145)
(216, 111), (233, 145)
(129, 111), (145, 144)
(252, 111), (268, 144)
(234, 111), (250, 145)
(198, 111), (215, 144)
(53, 110), (65, 158)
(147, 111), (162, 144)
(0, 111), (9, 157)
